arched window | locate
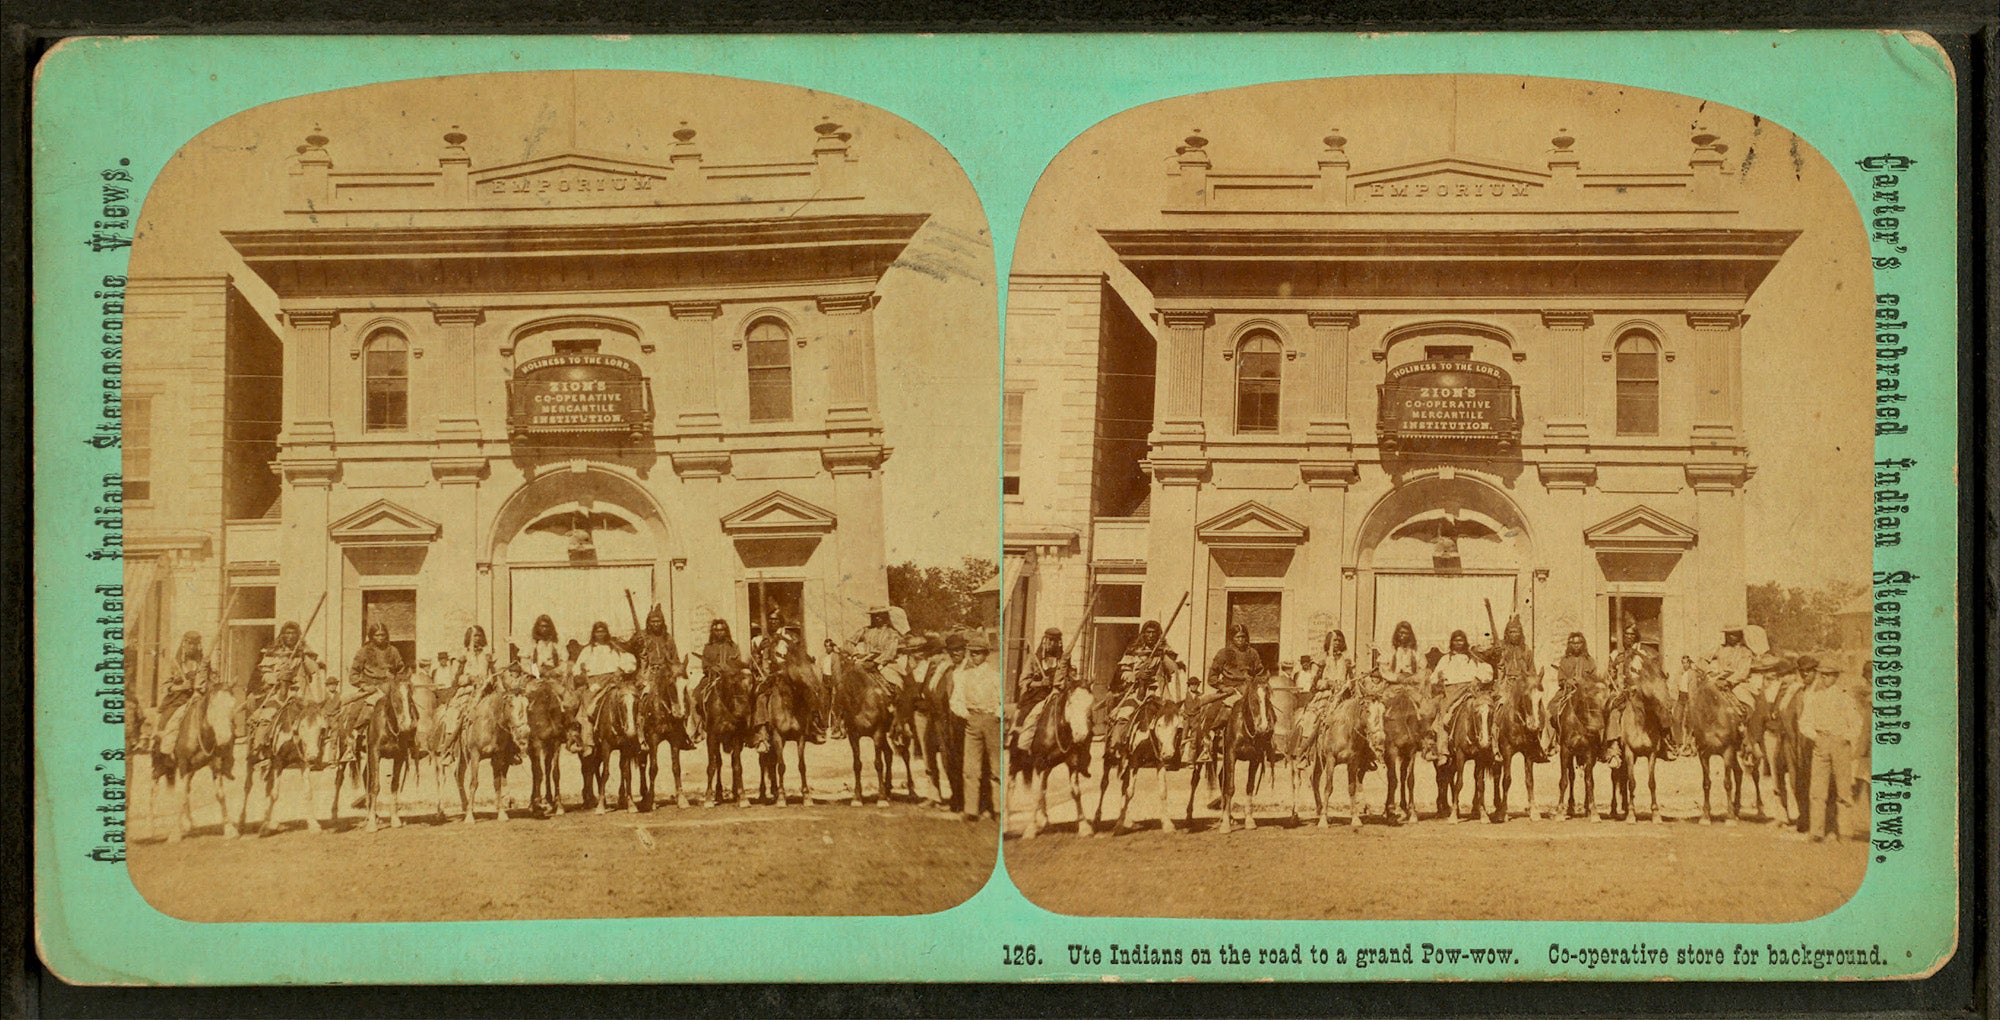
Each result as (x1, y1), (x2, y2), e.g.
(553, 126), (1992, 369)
(364, 331), (409, 431)
(1234, 331), (1282, 434)
(746, 318), (793, 423)
(1614, 333), (1660, 436)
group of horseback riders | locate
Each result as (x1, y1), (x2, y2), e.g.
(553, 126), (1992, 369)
(1005, 607), (1825, 781)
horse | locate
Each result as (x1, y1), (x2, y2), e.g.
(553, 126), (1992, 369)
(386, 671), (451, 823)
(1607, 679), (1672, 823)
(1688, 669), (1747, 824)
(155, 686), (240, 842)
(454, 685), (523, 823)
(237, 680), (334, 837)
(337, 680), (420, 832)
(830, 650), (898, 806)
(589, 681), (649, 813)
(1307, 694), (1385, 829)
(1379, 684), (1430, 824)
(700, 668), (753, 808)
(524, 677), (575, 816)
(753, 668), (812, 807)
(1282, 687), (1326, 823)
(1552, 679), (1609, 821)
(1095, 689), (1197, 835)
(1743, 676), (1807, 828)
(1011, 672), (1095, 838)
(1492, 677), (1544, 823)
(1209, 681), (1276, 834)
(887, 661), (943, 805)
(1435, 689), (1500, 823)
(640, 669), (697, 810)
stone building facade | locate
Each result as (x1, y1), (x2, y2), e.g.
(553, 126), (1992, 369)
(1005, 126), (1800, 686)
(125, 120), (921, 700)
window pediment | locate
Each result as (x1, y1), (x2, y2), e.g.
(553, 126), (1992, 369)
(720, 490), (836, 539)
(1584, 504), (1696, 551)
(328, 499), (441, 547)
(1197, 501), (1308, 546)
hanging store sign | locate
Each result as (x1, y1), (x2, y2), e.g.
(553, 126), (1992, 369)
(507, 353), (654, 439)
(1378, 359), (1521, 452)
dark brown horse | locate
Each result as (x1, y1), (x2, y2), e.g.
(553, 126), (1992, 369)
(1688, 669), (1746, 824)
(524, 678), (574, 816)
(830, 650), (897, 806)
(1212, 683), (1276, 833)
(1308, 694), (1384, 829)
(1492, 678), (1543, 822)
(1012, 673), (1095, 838)
(1379, 685), (1430, 824)
(1435, 691), (1499, 823)
(753, 669), (811, 806)
(700, 668), (753, 808)
(1607, 680), (1672, 823)
(326, 681), (418, 833)
(888, 662), (942, 805)
(1554, 680), (1609, 821)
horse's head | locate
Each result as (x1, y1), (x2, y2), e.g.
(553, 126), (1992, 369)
(1363, 699), (1387, 761)
(1471, 696), (1497, 752)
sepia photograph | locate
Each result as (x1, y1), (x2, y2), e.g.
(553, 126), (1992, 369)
(116, 69), (1002, 921)
(999, 75), (1877, 921)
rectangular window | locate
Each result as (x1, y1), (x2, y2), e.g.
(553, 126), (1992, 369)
(361, 588), (418, 671)
(1002, 391), (1025, 496)
(225, 584), (277, 689)
(1235, 351), (1281, 433)
(123, 395), (153, 502)
(364, 346), (408, 431)
(747, 337), (793, 423)
(1616, 349), (1661, 436)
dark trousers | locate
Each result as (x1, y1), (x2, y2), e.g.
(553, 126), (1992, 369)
(940, 713), (966, 812)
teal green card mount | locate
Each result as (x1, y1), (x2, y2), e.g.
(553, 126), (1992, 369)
(33, 31), (1958, 984)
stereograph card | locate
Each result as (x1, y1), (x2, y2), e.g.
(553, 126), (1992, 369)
(30, 31), (1961, 985)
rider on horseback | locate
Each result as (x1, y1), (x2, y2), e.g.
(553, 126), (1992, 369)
(1428, 630), (1494, 760)
(632, 604), (686, 725)
(1313, 630), (1356, 704)
(573, 621), (638, 757)
(242, 620), (319, 755)
(1608, 621), (1675, 760)
(334, 622), (409, 763)
(1008, 628), (1075, 754)
(1488, 616), (1546, 762)
(1103, 619), (1179, 759)
(1695, 624), (1756, 753)
(757, 617), (826, 744)
(692, 618), (749, 744)
(1543, 631), (1598, 757)
(1188, 623), (1271, 764)
(155, 632), (214, 753)
(437, 625), (529, 764)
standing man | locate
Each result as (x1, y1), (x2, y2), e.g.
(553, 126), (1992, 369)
(933, 631), (969, 812)
(1799, 662), (1863, 842)
(951, 632), (1003, 821)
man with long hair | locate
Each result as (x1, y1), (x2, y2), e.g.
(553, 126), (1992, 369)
(573, 621), (636, 757)
(154, 631), (213, 753)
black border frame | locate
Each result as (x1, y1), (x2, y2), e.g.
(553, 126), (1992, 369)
(3, 5), (1992, 1018)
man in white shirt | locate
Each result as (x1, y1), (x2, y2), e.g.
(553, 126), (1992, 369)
(1429, 629), (1494, 758)
(574, 621), (637, 757)
(950, 632), (1003, 822)
(1799, 662), (1863, 842)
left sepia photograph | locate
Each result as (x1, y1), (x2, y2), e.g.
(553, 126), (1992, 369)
(117, 69), (1002, 922)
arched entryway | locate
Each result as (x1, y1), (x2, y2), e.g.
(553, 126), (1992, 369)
(1353, 472), (1533, 657)
(487, 467), (672, 649)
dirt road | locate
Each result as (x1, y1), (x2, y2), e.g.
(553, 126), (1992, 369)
(1004, 744), (1867, 921)
(127, 741), (997, 921)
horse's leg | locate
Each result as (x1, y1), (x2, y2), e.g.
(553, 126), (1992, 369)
(1347, 762), (1364, 830)
(1022, 767), (1045, 839)
(849, 735), (865, 808)
(1647, 754), (1661, 823)
(1698, 753), (1713, 825)
(494, 754), (511, 822)
(388, 754), (404, 828)
(1725, 753), (1741, 824)
(457, 751), (475, 824)
(259, 761), (282, 836)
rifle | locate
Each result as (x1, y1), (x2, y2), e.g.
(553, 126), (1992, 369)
(1153, 591), (1191, 659)
(1483, 597), (1498, 651)
(624, 588), (641, 636)
(1033, 587), (1100, 690)
(202, 587), (242, 691)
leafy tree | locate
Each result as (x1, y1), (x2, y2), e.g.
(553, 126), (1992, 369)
(1747, 578), (1869, 652)
(886, 556), (999, 635)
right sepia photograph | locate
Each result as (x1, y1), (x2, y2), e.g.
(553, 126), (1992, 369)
(999, 75), (1876, 922)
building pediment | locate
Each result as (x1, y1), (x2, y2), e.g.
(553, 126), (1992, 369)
(1349, 155), (1549, 198)
(720, 490), (837, 539)
(328, 499), (441, 547)
(1196, 501), (1308, 546)
(471, 153), (675, 195)
(1584, 504), (1697, 551)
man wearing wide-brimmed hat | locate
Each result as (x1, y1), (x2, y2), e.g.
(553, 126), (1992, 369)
(1799, 660), (1863, 842)
(950, 631), (1003, 821)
